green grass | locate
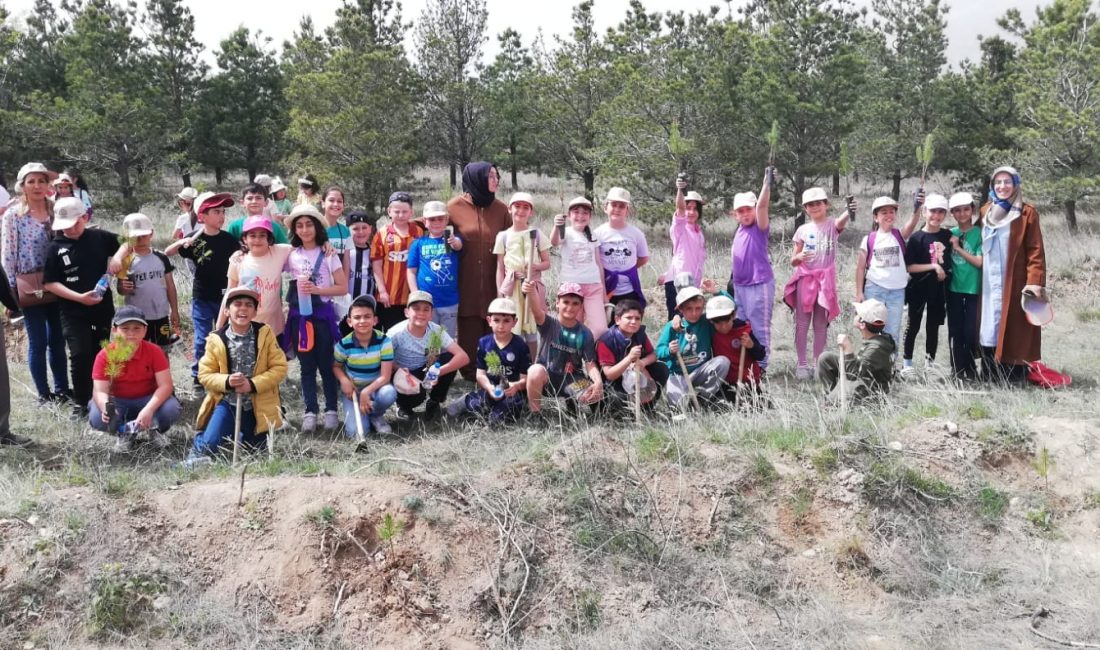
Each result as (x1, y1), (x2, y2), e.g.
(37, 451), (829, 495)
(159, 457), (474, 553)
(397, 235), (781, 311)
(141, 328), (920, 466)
(975, 486), (1010, 522)
(744, 424), (810, 455)
(1076, 307), (1100, 323)
(864, 461), (955, 505)
(749, 453), (779, 485)
(635, 429), (677, 461)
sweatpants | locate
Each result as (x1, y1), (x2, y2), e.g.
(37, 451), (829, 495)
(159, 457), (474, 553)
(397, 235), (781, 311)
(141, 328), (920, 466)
(733, 280), (775, 369)
(904, 282), (947, 362)
(793, 300), (829, 369)
(60, 311), (111, 408)
(666, 357), (730, 408)
(946, 291), (980, 379)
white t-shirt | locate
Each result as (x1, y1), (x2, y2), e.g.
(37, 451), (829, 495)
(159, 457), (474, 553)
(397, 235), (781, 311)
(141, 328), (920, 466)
(860, 231), (909, 290)
(594, 223), (649, 295)
(558, 228), (602, 285)
(173, 211), (196, 237)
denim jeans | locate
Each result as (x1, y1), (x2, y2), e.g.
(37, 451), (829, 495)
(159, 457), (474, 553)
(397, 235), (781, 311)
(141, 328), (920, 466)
(88, 394), (182, 434)
(191, 298), (221, 378)
(863, 282), (905, 351)
(341, 385), (398, 437)
(192, 400), (266, 456)
(21, 302), (69, 397)
(298, 317), (338, 414)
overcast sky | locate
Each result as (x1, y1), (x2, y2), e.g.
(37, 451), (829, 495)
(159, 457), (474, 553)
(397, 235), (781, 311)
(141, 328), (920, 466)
(5, 0), (1046, 68)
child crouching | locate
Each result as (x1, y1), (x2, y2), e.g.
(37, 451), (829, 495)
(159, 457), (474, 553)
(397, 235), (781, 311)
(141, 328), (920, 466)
(656, 287), (729, 408)
(705, 294), (765, 402)
(596, 299), (667, 411)
(817, 299), (896, 402)
(447, 298), (530, 423)
(333, 295), (397, 435)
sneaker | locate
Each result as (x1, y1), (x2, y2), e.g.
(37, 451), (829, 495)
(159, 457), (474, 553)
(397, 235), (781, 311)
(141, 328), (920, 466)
(301, 412), (318, 433)
(0, 431), (32, 447)
(178, 453), (213, 470)
(148, 431), (170, 450)
(423, 400), (441, 421)
(795, 365), (813, 381)
(70, 404), (90, 421)
(113, 436), (134, 453)
(322, 410), (339, 431)
(395, 407), (415, 422)
(369, 414), (392, 434)
(899, 366), (917, 380)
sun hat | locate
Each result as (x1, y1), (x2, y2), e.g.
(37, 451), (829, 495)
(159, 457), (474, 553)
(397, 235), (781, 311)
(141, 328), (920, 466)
(52, 173), (73, 187)
(925, 194), (949, 212)
(705, 294), (736, 320)
(195, 191), (234, 214)
(122, 213), (154, 237)
(51, 197), (87, 230)
(112, 305), (147, 327)
(684, 190), (705, 206)
(1020, 289), (1054, 327)
(508, 192), (534, 207)
(16, 162), (50, 188)
(567, 196), (593, 210)
(177, 187), (199, 202)
(419, 201), (448, 219)
(733, 192), (757, 211)
(605, 187), (632, 204)
(854, 299), (888, 325)
(407, 290), (434, 306)
(287, 203), (323, 224)
(948, 192), (974, 210)
(223, 286), (260, 307)
(487, 297), (517, 315)
(269, 178), (287, 194)
(556, 282), (584, 299)
(801, 187), (828, 205)
(675, 286), (705, 308)
(871, 196), (899, 214)
(241, 216), (273, 235)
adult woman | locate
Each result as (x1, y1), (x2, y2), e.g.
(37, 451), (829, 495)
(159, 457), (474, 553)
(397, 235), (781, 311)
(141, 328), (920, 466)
(447, 161), (511, 379)
(1, 163), (71, 403)
(978, 166), (1046, 382)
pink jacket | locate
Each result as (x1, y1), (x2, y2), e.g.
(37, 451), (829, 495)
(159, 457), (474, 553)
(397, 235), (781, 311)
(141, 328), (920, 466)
(783, 263), (840, 321)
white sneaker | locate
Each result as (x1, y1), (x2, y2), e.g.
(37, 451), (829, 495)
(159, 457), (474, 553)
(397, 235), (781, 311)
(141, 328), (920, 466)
(301, 412), (317, 433)
(899, 366), (917, 380)
(322, 410), (339, 431)
(113, 436), (133, 453)
(179, 454), (213, 470)
(795, 366), (813, 380)
(369, 415), (392, 434)
(149, 431), (170, 449)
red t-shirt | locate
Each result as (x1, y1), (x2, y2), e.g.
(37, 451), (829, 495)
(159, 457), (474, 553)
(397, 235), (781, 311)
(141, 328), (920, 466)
(92, 340), (170, 399)
(712, 321), (762, 384)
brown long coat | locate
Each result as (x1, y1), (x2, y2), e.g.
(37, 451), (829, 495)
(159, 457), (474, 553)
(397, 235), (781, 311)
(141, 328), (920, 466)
(979, 202), (1046, 364)
(447, 194), (511, 318)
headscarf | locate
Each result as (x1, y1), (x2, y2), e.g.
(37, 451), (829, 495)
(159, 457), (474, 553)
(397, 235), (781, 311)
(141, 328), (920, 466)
(984, 165), (1023, 230)
(461, 161), (496, 208)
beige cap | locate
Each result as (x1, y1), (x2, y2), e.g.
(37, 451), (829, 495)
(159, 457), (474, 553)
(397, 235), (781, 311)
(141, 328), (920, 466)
(269, 177), (287, 194)
(16, 162), (49, 188)
(52, 173), (73, 187)
(420, 201), (448, 219)
(487, 297), (517, 315)
(123, 213), (154, 237)
(568, 196), (593, 210)
(508, 192), (534, 207)
(223, 286), (261, 307)
(732, 192), (757, 211)
(925, 194), (949, 211)
(253, 174), (273, 188)
(407, 290), (434, 306)
(177, 187), (199, 201)
(871, 196), (899, 213)
(675, 286), (705, 308)
(705, 294), (736, 319)
(605, 187), (632, 204)
(52, 197), (87, 229)
(854, 299), (888, 325)
(948, 192), (974, 210)
(801, 187), (828, 205)
(684, 190), (705, 205)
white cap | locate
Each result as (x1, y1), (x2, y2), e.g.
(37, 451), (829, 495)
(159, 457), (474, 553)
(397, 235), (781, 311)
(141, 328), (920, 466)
(684, 190), (705, 205)
(705, 294), (736, 319)
(52, 197), (87, 229)
(16, 162), (49, 188)
(508, 192), (534, 207)
(122, 213), (154, 237)
(419, 201), (448, 219)
(801, 187), (828, 205)
(52, 173), (73, 186)
(253, 174), (273, 188)
(871, 196), (899, 213)
(605, 187), (632, 204)
(925, 194), (949, 211)
(948, 192), (974, 210)
(675, 286), (704, 308)
(732, 192), (757, 211)
(487, 297), (517, 315)
(568, 196), (593, 210)
(177, 187), (198, 201)
(270, 177), (287, 194)
(854, 299), (888, 325)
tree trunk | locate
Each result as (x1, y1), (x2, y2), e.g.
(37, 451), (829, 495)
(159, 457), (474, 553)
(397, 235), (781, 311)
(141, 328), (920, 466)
(793, 173), (806, 229)
(891, 169), (902, 201)
(182, 171), (192, 188)
(449, 163), (457, 190)
(582, 168), (595, 200)
(1064, 199), (1078, 232)
(215, 167), (225, 187)
(509, 134), (518, 190)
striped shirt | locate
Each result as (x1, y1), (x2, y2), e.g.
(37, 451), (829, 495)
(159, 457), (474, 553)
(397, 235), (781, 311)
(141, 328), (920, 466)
(334, 330), (393, 388)
(370, 222), (423, 305)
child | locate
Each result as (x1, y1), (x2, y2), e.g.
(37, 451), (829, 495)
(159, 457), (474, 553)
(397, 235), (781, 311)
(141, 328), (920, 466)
(226, 183), (289, 243)
(854, 193), (923, 357)
(729, 167), (775, 369)
(346, 210), (378, 303)
(117, 213), (180, 347)
(408, 200), (463, 338)
(595, 187), (649, 307)
(164, 192), (240, 386)
(596, 299), (667, 410)
(706, 294), (765, 401)
(172, 187), (198, 239)
(946, 192), (983, 380)
(493, 192), (551, 359)
(64, 168), (93, 217)
(524, 281), (604, 414)
(386, 290), (469, 421)
(656, 287), (729, 407)
(252, 174), (276, 216)
(659, 175), (706, 320)
(224, 216), (296, 348)
(333, 295), (397, 435)
(285, 205), (348, 432)
(320, 186), (353, 317)
(817, 299), (896, 401)
(89, 306), (181, 452)
(782, 188), (852, 379)
(551, 197), (607, 338)
(270, 178), (293, 216)
(902, 193), (954, 376)
(52, 174), (75, 198)
(296, 174), (321, 207)
(185, 287), (288, 466)
(42, 197), (122, 417)
(371, 191), (424, 330)
(446, 297), (530, 424)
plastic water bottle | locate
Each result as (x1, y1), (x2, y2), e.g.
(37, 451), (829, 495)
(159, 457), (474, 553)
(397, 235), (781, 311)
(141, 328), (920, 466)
(93, 273), (111, 298)
(804, 230), (818, 256)
(491, 382), (505, 400)
(422, 362), (441, 390)
(297, 263), (312, 317)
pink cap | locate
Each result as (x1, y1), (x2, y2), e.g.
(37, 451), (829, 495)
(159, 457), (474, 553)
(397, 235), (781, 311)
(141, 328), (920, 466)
(241, 216), (273, 235)
(556, 282), (583, 298)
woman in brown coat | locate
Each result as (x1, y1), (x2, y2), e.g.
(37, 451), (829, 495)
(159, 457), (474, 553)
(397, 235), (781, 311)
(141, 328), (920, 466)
(447, 162), (511, 379)
(978, 166), (1046, 382)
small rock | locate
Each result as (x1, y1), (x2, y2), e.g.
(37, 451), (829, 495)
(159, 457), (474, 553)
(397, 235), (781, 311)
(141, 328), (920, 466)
(801, 548), (817, 558)
(888, 441), (904, 451)
(945, 421), (959, 435)
(956, 448), (965, 459)
(835, 468), (855, 482)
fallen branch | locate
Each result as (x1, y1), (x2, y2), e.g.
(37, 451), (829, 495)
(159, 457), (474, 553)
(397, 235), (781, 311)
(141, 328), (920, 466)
(237, 463), (248, 508)
(707, 494), (723, 528)
(333, 580), (348, 616)
(1029, 607), (1100, 648)
(343, 528), (373, 561)
(353, 456), (469, 505)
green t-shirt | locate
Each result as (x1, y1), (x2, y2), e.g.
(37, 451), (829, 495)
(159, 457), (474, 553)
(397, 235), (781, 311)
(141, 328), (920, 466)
(226, 216), (290, 244)
(949, 226), (981, 294)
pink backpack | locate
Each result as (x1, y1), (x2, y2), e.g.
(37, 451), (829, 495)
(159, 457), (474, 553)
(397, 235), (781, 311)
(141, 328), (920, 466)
(865, 228), (907, 266)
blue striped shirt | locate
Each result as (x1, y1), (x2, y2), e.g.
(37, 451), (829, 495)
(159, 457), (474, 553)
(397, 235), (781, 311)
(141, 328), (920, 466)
(334, 330), (393, 387)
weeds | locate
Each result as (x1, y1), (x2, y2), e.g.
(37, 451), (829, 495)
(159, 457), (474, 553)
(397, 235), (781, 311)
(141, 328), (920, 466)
(1027, 505), (1055, 533)
(963, 401), (992, 420)
(974, 486), (1009, 523)
(864, 461), (955, 506)
(1077, 307), (1100, 323)
(1032, 447), (1053, 490)
(570, 588), (602, 631)
(306, 504), (338, 528)
(101, 471), (137, 498)
(635, 429), (677, 461)
(749, 453), (779, 485)
(87, 563), (169, 637)
(238, 498), (266, 531)
(789, 486), (814, 525)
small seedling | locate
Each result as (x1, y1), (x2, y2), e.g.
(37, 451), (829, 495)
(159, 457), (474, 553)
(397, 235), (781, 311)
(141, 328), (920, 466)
(307, 504), (337, 528)
(916, 133), (935, 185)
(1032, 447), (1053, 490)
(766, 119), (780, 166)
(378, 513), (405, 552)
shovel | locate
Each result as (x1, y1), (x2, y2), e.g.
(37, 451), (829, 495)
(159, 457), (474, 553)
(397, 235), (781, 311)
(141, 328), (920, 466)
(232, 393), (242, 467)
(675, 349), (701, 411)
(352, 389), (369, 453)
(737, 343), (748, 401)
(838, 340), (848, 416)
(633, 361), (643, 425)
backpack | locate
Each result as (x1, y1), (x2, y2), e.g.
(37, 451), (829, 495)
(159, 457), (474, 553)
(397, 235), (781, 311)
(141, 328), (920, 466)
(864, 228), (907, 267)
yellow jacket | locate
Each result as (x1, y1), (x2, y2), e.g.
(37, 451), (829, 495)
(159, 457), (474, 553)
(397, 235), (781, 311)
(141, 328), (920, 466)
(195, 322), (287, 433)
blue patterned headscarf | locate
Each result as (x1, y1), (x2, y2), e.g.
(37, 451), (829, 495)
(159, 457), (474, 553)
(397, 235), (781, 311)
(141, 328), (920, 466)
(985, 165), (1022, 230)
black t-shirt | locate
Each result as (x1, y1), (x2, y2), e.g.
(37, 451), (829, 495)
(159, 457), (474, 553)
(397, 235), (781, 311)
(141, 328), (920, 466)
(178, 230), (239, 302)
(43, 228), (121, 322)
(906, 229), (954, 287)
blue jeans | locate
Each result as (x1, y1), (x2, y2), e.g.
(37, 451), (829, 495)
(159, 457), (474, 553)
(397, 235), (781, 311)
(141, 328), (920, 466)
(191, 298), (221, 378)
(864, 282), (905, 351)
(22, 302), (69, 397)
(88, 394), (182, 434)
(192, 400), (266, 456)
(298, 318), (338, 414)
(341, 385), (397, 437)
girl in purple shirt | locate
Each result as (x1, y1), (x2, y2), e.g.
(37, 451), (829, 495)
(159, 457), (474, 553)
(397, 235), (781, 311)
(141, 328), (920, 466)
(729, 167), (775, 369)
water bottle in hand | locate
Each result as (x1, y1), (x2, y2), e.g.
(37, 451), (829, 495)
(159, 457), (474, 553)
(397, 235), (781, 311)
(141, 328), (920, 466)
(804, 231), (818, 257)
(422, 362), (441, 390)
(94, 273), (111, 298)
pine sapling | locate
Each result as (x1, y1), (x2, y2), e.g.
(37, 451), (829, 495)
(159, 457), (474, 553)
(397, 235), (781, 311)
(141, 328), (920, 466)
(425, 328), (444, 367)
(484, 350), (508, 397)
(100, 335), (137, 432)
(916, 133), (935, 187)
(767, 119), (780, 167)
(839, 141), (855, 221)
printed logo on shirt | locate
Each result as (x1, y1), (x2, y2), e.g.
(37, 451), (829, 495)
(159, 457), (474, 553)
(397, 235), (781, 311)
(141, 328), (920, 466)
(387, 250), (408, 263)
(872, 243), (901, 267)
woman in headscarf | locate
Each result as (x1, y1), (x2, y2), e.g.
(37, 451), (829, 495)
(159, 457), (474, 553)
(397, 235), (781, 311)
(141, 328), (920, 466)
(978, 166), (1046, 383)
(447, 162), (511, 379)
